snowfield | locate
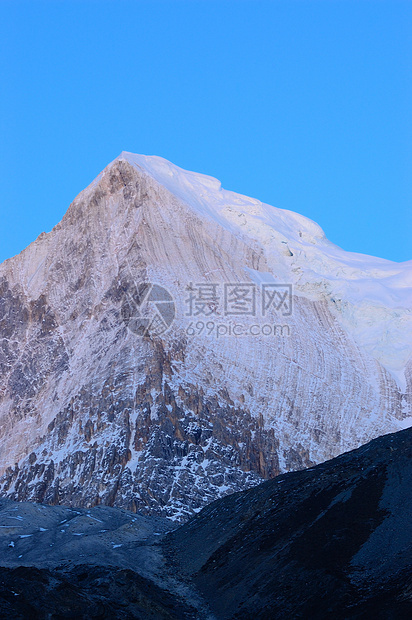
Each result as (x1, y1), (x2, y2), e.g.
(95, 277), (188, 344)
(122, 152), (412, 389)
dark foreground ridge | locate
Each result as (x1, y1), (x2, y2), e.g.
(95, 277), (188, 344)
(1, 427), (411, 619)
(166, 426), (412, 619)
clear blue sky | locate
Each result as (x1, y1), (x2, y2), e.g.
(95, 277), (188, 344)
(1, 0), (411, 263)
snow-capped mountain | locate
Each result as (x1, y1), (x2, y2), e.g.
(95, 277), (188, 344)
(0, 153), (410, 520)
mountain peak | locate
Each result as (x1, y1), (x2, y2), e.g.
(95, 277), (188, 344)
(0, 152), (410, 521)
(100, 152), (412, 382)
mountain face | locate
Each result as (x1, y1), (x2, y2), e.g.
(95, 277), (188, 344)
(1, 427), (411, 619)
(0, 153), (410, 520)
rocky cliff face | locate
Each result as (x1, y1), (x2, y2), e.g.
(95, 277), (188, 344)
(0, 153), (410, 520)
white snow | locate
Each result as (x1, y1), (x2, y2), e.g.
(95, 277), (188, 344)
(86, 514), (103, 523)
(118, 152), (412, 387)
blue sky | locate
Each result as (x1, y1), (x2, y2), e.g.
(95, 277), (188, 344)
(1, 0), (411, 263)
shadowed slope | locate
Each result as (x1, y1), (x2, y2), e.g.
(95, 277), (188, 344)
(166, 427), (412, 619)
